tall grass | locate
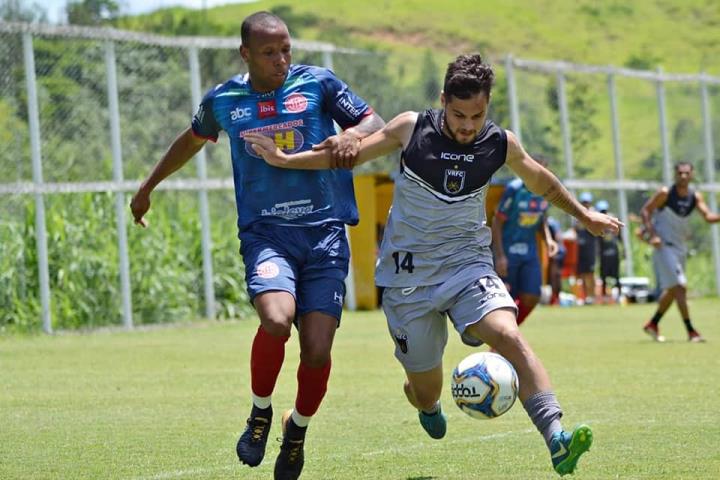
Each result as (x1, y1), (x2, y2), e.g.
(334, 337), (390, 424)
(0, 191), (253, 331)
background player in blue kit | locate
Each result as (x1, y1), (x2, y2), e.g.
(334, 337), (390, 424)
(245, 54), (623, 476)
(492, 169), (558, 325)
(130, 11), (384, 480)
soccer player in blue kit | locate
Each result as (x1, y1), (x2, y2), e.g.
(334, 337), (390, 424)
(245, 54), (624, 476)
(492, 173), (558, 326)
(130, 11), (384, 480)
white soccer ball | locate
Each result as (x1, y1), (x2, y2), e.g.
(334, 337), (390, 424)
(450, 352), (519, 419)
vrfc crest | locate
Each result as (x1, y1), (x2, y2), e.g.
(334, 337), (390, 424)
(444, 168), (466, 194)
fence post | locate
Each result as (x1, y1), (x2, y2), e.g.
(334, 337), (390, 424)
(505, 55), (521, 142)
(105, 40), (133, 329)
(656, 67), (672, 184)
(188, 46), (216, 319)
(556, 71), (575, 188)
(700, 76), (720, 296)
(608, 73), (634, 277)
(23, 32), (52, 333)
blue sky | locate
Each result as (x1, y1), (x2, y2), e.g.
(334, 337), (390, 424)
(41, 0), (257, 24)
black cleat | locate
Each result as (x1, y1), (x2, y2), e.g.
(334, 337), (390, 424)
(236, 405), (272, 467)
(274, 410), (306, 480)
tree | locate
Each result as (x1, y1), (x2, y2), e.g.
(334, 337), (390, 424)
(0, 0), (47, 22)
(66, 0), (118, 26)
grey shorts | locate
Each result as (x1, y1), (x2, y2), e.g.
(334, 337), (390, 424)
(381, 264), (517, 373)
(653, 245), (687, 290)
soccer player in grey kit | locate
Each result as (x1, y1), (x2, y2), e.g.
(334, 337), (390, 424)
(245, 54), (623, 476)
(640, 161), (720, 342)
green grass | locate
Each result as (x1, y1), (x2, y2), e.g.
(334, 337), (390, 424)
(1, 299), (719, 479)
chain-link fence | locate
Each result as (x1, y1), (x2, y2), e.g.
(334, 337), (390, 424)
(1, 22), (719, 333)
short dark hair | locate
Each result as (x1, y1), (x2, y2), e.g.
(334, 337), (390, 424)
(674, 161), (694, 172)
(241, 11), (285, 47)
(443, 54), (494, 100)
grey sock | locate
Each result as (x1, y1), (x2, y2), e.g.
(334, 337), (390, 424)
(523, 391), (564, 448)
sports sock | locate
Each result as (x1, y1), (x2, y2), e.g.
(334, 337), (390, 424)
(523, 391), (564, 448)
(295, 358), (332, 417)
(290, 409), (311, 428)
(250, 326), (289, 401)
(516, 301), (535, 326)
(650, 312), (663, 326)
(251, 394), (272, 410)
(421, 401), (440, 415)
(683, 318), (696, 333)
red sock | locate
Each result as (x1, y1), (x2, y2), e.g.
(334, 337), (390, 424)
(295, 358), (332, 417)
(250, 326), (289, 397)
(516, 302), (535, 326)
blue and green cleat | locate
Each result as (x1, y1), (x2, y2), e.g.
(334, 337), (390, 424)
(550, 424), (593, 476)
(418, 405), (447, 439)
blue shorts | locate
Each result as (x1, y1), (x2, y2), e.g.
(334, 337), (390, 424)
(239, 222), (350, 321)
(504, 255), (542, 297)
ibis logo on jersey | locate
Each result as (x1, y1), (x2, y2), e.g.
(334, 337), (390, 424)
(230, 106), (252, 123)
(444, 168), (466, 194)
(257, 100), (277, 119)
(284, 92), (308, 113)
(440, 152), (475, 163)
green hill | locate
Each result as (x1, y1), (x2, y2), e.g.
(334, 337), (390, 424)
(119, 0), (720, 186)
(122, 0), (720, 75)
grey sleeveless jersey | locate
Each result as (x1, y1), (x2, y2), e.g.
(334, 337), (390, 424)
(653, 185), (696, 253)
(376, 109), (508, 287)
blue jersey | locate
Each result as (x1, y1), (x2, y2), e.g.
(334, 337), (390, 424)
(191, 64), (372, 232)
(496, 178), (548, 259)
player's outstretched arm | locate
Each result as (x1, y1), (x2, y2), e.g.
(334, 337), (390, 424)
(130, 127), (206, 227)
(245, 111), (417, 170)
(313, 112), (387, 169)
(694, 191), (720, 223)
(504, 130), (623, 236)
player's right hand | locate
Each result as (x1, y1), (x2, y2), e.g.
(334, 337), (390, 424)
(130, 190), (150, 228)
(649, 235), (662, 248)
(312, 133), (358, 169)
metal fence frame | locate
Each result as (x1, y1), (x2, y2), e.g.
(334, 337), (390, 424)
(1, 22), (359, 333)
(2, 23), (719, 333)
(505, 55), (720, 295)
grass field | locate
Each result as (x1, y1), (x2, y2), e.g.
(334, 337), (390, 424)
(1, 299), (719, 479)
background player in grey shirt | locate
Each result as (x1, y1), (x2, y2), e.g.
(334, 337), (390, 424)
(640, 161), (720, 342)
(245, 54), (622, 476)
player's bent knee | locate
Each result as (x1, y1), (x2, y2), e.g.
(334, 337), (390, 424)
(260, 318), (293, 337)
(299, 348), (331, 368)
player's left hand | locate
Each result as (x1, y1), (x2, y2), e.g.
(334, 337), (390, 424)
(582, 210), (624, 236)
(312, 131), (360, 169)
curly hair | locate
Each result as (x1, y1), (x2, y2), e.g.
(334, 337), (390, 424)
(443, 54), (494, 100)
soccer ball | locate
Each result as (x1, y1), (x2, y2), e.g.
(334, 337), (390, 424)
(450, 352), (519, 419)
